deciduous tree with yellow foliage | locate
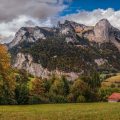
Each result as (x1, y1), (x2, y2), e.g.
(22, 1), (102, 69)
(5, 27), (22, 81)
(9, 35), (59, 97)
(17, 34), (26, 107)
(0, 44), (16, 104)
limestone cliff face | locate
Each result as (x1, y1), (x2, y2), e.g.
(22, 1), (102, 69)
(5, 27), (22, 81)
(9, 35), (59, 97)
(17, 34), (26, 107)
(13, 53), (81, 80)
(94, 19), (120, 48)
(9, 27), (54, 48)
(75, 19), (120, 50)
(94, 19), (111, 42)
(14, 53), (51, 78)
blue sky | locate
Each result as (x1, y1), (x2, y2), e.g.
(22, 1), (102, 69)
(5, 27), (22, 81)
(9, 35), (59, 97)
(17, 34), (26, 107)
(61, 0), (120, 16)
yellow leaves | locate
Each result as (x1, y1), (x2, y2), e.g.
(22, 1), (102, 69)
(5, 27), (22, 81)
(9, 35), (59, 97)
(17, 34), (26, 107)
(0, 44), (16, 101)
(31, 78), (45, 96)
(0, 44), (10, 71)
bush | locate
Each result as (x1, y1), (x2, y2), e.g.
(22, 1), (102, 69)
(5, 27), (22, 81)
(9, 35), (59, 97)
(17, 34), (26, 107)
(0, 97), (17, 105)
(48, 94), (67, 103)
(70, 79), (88, 100)
(67, 93), (76, 103)
(29, 96), (49, 104)
(15, 84), (29, 105)
(111, 84), (116, 88)
(77, 95), (86, 103)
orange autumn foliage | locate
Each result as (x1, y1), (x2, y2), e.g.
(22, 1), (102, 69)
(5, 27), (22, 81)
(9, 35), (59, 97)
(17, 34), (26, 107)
(0, 44), (10, 72)
(0, 44), (16, 102)
(31, 78), (45, 96)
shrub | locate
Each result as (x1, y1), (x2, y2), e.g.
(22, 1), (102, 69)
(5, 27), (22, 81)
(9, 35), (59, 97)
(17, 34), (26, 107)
(67, 93), (76, 103)
(48, 93), (67, 103)
(77, 95), (86, 103)
(29, 96), (49, 104)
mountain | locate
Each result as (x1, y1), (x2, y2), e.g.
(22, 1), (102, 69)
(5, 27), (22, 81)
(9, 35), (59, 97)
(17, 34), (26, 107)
(8, 19), (120, 80)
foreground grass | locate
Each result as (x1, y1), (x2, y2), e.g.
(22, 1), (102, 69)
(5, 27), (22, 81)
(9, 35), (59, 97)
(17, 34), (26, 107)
(0, 103), (120, 120)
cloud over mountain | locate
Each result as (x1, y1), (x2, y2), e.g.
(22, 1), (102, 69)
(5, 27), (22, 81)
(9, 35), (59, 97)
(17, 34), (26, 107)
(0, 16), (53, 43)
(0, 0), (72, 43)
(62, 8), (120, 29)
(1, 1), (120, 43)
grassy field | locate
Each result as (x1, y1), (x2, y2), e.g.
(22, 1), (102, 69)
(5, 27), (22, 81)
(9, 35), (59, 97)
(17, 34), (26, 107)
(0, 103), (120, 120)
(102, 75), (120, 87)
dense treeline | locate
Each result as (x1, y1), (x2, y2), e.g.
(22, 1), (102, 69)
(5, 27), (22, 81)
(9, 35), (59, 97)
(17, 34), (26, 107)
(1, 44), (120, 104)
(3, 70), (120, 104)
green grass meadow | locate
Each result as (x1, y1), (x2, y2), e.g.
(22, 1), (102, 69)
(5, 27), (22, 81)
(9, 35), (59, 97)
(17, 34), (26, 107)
(0, 103), (120, 120)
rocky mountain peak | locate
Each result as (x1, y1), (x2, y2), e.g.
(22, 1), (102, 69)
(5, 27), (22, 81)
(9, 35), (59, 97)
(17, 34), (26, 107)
(8, 26), (54, 48)
(94, 19), (112, 43)
(95, 19), (111, 27)
(8, 19), (120, 51)
(64, 20), (72, 24)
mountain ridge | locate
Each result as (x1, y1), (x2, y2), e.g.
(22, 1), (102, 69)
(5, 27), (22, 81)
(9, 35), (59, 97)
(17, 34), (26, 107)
(8, 19), (120, 80)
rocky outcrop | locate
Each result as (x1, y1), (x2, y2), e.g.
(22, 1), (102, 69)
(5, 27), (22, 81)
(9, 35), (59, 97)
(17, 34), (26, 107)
(13, 52), (81, 80)
(74, 19), (120, 50)
(94, 58), (108, 66)
(14, 52), (51, 78)
(93, 19), (120, 48)
(94, 19), (111, 42)
(8, 27), (55, 48)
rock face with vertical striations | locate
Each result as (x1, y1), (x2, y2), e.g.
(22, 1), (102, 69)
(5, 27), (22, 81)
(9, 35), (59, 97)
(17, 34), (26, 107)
(8, 19), (120, 80)
(94, 19), (112, 42)
(93, 19), (120, 50)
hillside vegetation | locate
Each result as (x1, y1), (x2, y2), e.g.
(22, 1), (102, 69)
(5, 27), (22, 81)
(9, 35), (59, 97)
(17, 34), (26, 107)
(0, 44), (120, 104)
(10, 37), (120, 73)
(102, 74), (120, 87)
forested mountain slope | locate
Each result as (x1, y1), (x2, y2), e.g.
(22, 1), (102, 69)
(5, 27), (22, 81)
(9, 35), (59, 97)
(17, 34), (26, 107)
(9, 19), (120, 80)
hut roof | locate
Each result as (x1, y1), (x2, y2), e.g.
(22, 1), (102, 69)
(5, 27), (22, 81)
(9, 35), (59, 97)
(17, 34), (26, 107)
(108, 93), (120, 100)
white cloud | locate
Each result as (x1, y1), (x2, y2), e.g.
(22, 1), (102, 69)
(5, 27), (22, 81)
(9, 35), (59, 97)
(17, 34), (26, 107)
(0, 0), (72, 43)
(0, 15), (54, 43)
(0, 0), (68, 22)
(62, 8), (120, 29)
